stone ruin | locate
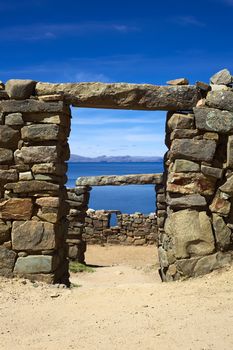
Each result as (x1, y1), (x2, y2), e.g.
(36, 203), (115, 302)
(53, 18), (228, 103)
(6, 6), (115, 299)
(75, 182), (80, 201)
(83, 210), (157, 246)
(1, 68), (233, 283)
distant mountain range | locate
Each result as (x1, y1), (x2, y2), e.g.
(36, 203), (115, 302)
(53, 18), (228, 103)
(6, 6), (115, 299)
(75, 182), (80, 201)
(69, 154), (163, 162)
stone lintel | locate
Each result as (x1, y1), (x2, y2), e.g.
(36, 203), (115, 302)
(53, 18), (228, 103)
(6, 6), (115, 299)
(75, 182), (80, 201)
(36, 82), (200, 111)
(76, 173), (163, 186)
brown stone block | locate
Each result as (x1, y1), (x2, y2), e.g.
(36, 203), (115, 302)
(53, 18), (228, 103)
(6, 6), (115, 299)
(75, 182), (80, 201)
(167, 172), (216, 195)
(0, 198), (33, 220)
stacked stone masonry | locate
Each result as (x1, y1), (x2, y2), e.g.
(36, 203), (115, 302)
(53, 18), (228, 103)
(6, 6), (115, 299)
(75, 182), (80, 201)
(1, 69), (233, 283)
(83, 209), (158, 246)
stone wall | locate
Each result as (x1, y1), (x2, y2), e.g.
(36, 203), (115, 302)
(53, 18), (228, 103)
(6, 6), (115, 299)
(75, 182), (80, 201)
(66, 186), (91, 262)
(83, 209), (158, 245)
(159, 69), (233, 281)
(1, 69), (233, 283)
(0, 80), (70, 284)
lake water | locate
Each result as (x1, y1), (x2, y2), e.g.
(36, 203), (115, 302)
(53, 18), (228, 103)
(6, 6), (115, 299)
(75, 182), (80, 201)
(67, 162), (164, 214)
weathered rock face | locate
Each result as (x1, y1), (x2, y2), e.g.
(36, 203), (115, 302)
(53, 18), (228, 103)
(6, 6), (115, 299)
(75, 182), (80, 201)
(76, 174), (163, 186)
(36, 82), (200, 111)
(165, 210), (215, 259)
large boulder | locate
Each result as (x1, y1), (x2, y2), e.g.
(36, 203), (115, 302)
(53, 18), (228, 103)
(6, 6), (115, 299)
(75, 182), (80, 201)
(165, 209), (215, 258)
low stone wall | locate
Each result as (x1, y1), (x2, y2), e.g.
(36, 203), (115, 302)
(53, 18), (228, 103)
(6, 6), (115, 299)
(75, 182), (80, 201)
(83, 209), (158, 245)
(66, 186), (91, 262)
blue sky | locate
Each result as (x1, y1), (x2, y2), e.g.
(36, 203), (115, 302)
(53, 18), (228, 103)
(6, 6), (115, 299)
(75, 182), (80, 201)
(1, 0), (233, 157)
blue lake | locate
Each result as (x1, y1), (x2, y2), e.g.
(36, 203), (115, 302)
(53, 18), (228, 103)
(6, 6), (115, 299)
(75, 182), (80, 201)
(67, 162), (164, 214)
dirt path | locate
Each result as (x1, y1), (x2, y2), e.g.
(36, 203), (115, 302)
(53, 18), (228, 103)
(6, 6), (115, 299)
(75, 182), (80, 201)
(1, 245), (233, 350)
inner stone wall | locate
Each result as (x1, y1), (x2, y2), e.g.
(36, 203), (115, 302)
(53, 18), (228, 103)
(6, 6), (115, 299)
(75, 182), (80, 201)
(83, 209), (158, 245)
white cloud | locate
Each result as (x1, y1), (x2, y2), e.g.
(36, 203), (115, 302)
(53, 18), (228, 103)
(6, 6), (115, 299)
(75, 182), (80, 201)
(171, 16), (205, 27)
(0, 22), (140, 41)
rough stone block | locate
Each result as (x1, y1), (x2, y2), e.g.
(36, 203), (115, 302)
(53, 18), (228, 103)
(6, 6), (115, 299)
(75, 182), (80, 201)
(5, 180), (59, 193)
(167, 172), (216, 195)
(19, 171), (33, 181)
(0, 125), (20, 149)
(15, 146), (59, 164)
(212, 214), (231, 250)
(209, 196), (231, 215)
(227, 135), (233, 168)
(36, 82), (201, 111)
(220, 176), (233, 195)
(210, 69), (232, 85)
(0, 148), (13, 164)
(167, 194), (207, 209)
(170, 139), (216, 162)
(0, 221), (11, 244)
(165, 209), (215, 258)
(194, 107), (233, 133)
(21, 124), (61, 141)
(32, 163), (67, 175)
(201, 165), (223, 179)
(0, 99), (64, 113)
(168, 113), (194, 130)
(176, 252), (232, 278)
(5, 79), (36, 99)
(5, 113), (23, 125)
(0, 169), (18, 183)
(0, 198), (33, 220)
(173, 159), (200, 172)
(0, 246), (17, 276)
(12, 221), (56, 251)
(206, 91), (233, 112)
(36, 197), (60, 208)
(14, 255), (54, 274)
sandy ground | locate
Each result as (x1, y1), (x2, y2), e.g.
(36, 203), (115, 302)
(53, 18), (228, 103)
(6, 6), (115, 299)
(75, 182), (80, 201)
(1, 245), (233, 350)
